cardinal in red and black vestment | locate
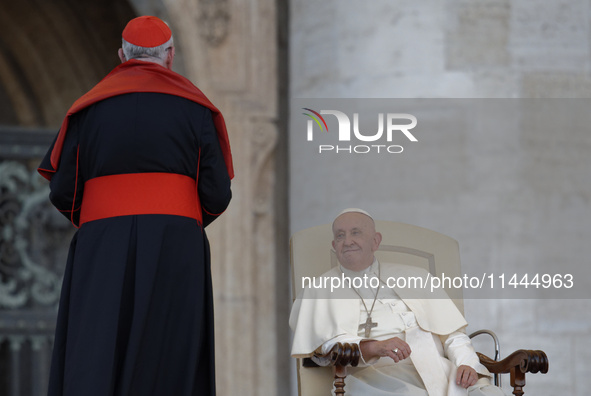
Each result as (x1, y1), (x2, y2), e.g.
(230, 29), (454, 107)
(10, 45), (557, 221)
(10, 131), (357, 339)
(38, 16), (233, 396)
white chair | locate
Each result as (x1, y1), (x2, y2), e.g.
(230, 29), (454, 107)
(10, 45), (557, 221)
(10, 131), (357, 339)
(290, 221), (548, 396)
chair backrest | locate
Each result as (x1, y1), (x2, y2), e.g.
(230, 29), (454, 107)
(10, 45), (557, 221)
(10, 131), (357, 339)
(290, 220), (464, 396)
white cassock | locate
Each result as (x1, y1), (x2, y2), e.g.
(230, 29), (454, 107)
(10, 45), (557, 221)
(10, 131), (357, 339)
(290, 260), (508, 396)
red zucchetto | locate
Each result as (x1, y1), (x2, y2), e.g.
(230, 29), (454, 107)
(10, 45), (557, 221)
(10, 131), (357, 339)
(122, 16), (172, 47)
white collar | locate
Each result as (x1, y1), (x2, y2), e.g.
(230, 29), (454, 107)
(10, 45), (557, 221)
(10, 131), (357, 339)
(339, 257), (379, 278)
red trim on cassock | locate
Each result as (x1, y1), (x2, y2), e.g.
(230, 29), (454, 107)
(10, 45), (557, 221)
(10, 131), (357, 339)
(70, 145), (81, 228)
(58, 208), (80, 213)
(38, 59), (233, 181)
(79, 173), (202, 226)
(202, 207), (227, 217)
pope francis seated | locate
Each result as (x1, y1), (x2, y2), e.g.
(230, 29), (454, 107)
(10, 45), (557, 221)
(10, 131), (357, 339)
(289, 208), (508, 396)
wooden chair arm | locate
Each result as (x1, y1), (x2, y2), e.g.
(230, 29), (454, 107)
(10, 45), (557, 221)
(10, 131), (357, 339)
(304, 346), (548, 396)
(313, 342), (361, 367)
(477, 349), (548, 375)
(477, 349), (548, 396)
(301, 343), (360, 396)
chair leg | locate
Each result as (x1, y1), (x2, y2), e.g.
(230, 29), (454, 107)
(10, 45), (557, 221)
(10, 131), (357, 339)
(510, 367), (526, 396)
(334, 365), (347, 395)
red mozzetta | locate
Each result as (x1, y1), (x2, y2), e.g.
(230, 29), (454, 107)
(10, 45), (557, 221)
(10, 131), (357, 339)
(38, 59), (234, 181)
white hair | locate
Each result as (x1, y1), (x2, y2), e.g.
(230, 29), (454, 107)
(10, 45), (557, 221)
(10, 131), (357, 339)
(121, 36), (174, 61)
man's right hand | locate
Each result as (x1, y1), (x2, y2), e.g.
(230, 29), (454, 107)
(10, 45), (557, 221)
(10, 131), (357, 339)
(360, 337), (411, 362)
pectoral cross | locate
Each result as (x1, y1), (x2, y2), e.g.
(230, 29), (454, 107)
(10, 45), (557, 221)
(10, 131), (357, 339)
(359, 316), (378, 338)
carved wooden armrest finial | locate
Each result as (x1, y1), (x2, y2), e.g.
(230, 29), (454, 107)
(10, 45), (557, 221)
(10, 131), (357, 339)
(311, 343), (361, 396)
(313, 342), (361, 367)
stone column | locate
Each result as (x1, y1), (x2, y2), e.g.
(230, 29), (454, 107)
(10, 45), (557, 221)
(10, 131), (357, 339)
(161, 0), (289, 394)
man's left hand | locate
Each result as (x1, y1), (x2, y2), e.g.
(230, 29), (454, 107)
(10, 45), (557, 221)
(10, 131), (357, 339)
(456, 365), (478, 388)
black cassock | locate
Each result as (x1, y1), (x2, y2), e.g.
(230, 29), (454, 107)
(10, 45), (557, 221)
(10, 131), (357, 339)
(41, 92), (231, 396)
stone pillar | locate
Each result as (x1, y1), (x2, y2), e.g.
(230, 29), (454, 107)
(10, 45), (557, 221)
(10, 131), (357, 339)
(160, 0), (289, 394)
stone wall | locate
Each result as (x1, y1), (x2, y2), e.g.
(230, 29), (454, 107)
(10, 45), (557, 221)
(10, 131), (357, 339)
(290, 1), (591, 395)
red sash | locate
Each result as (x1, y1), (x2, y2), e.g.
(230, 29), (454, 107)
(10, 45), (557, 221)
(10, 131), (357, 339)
(79, 173), (201, 226)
